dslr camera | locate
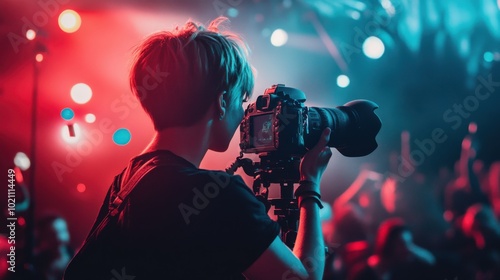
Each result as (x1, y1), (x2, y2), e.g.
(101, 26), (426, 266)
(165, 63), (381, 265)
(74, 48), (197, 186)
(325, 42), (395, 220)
(240, 84), (381, 158)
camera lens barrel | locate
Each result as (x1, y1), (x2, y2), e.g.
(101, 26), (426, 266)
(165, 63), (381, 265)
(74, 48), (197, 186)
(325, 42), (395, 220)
(306, 100), (381, 157)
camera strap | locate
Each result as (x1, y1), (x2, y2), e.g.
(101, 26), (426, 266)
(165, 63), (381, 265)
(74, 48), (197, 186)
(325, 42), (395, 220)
(84, 157), (159, 244)
(65, 157), (160, 279)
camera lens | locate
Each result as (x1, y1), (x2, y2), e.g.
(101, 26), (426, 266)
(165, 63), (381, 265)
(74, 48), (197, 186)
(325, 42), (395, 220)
(305, 100), (381, 157)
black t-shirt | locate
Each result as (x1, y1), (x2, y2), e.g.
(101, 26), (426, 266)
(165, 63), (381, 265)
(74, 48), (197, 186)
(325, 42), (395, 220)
(65, 150), (280, 279)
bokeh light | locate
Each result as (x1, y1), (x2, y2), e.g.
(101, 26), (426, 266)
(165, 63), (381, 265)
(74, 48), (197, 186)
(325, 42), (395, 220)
(70, 83), (92, 104)
(337, 74), (350, 88)
(484, 51), (494, 62)
(270, 29), (288, 47)
(35, 53), (44, 62)
(61, 107), (75, 121)
(14, 152), (31, 171)
(468, 122), (477, 134)
(350, 11), (361, 20)
(58, 9), (82, 33)
(381, 0), (396, 16)
(113, 128), (132, 146)
(84, 113), (96, 123)
(362, 36), (385, 59)
(77, 183), (86, 193)
(13, 166), (24, 183)
(227, 7), (239, 18)
(26, 29), (36, 40)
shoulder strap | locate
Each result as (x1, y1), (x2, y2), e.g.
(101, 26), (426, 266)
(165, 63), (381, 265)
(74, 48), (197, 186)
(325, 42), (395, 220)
(109, 157), (156, 217)
(85, 157), (158, 242)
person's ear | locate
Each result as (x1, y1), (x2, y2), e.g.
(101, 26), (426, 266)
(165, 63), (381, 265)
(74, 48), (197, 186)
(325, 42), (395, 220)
(217, 91), (227, 120)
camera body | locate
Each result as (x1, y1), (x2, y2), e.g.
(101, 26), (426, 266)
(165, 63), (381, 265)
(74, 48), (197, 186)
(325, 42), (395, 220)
(240, 84), (308, 155)
(240, 84), (381, 158)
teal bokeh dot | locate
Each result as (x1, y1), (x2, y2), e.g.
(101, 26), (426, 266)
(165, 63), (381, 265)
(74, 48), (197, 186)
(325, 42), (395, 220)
(113, 128), (131, 146)
(227, 7), (239, 18)
(61, 108), (74, 121)
(484, 52), (494, 62)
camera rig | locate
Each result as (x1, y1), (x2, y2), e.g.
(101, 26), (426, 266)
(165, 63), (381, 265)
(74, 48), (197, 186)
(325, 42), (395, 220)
(226, 84), (381, 248)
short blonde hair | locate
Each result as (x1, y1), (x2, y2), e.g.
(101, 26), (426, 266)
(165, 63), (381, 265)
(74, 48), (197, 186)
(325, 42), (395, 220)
(130, 17), (254, 130)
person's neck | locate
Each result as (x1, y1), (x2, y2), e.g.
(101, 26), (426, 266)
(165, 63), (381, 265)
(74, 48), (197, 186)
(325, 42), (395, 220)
(142, 122), (212, 167)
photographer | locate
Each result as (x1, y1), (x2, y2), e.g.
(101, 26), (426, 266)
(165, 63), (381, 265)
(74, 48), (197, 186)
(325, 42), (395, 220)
(64, 17), (332, 280)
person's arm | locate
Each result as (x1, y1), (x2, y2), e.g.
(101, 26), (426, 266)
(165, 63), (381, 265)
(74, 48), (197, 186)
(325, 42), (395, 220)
(334, 169), (382, 209)
(292, 194), (325, 279)
(244, 128), (332, 280)
(460, 135), (489, 205)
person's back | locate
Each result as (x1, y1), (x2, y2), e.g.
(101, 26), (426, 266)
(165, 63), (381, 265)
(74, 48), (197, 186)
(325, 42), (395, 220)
(65, 150), (279, 279)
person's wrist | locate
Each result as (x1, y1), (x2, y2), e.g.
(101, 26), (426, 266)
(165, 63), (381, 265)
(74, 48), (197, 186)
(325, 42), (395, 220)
(299, 174), (319, 183)
(297, 194), (324, 209)
(295, 180), (321, 198)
